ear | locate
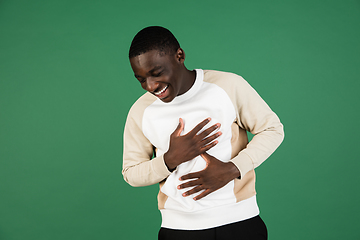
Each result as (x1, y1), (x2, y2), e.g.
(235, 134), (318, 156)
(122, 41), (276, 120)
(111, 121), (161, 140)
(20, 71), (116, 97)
(175, 48), (185, 63)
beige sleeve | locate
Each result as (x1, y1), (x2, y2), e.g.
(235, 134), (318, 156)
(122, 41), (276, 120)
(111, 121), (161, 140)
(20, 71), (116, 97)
(122, 95), (171, 187)
(205, 71), (284, 179)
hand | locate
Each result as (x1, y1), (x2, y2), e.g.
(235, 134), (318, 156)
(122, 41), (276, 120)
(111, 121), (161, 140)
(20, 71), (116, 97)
(177, 152), (241, 200)
(164, 118), (222, 171)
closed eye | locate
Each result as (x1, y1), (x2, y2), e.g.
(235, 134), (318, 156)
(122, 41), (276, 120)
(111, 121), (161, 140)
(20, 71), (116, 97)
(153, 71), (163, 77)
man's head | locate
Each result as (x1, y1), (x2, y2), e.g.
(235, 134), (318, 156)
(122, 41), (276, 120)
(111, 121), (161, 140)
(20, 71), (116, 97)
(129, 26), (180, 58)
(129, 26), (195, 103)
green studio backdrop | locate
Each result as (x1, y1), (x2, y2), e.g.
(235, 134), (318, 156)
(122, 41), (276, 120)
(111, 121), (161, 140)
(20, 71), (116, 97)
(1, 0), (359, 239)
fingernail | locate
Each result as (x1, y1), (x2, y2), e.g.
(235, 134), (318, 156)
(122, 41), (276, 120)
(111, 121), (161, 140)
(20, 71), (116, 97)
(217, 131), (222, 136)
(183, 193), (187, 197)
(177, 185), (181, 189)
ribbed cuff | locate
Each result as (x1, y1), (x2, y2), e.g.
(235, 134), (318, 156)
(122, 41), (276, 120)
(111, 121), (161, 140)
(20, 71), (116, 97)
(230, 151), (254, 179)
(152, 154), (172, 179)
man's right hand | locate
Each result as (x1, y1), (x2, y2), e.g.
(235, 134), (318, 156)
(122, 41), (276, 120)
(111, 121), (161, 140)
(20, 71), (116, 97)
(163, 118), (221, 171)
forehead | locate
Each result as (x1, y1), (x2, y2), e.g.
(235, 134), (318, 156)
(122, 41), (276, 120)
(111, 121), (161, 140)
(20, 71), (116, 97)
(130, 50), (173, 73)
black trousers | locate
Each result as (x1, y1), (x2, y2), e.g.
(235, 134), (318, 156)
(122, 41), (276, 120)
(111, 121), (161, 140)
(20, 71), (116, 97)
(158, 215), (267, 240)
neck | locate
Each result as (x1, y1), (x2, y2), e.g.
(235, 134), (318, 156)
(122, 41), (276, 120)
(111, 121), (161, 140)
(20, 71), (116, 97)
(178, 69), (196, 96)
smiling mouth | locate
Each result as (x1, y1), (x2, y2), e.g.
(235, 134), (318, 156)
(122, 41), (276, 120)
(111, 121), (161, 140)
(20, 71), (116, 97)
(154, 85), (168, 97)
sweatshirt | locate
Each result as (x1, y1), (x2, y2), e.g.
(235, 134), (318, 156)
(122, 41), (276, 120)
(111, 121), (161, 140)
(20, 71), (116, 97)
(122, 69), (284, 230)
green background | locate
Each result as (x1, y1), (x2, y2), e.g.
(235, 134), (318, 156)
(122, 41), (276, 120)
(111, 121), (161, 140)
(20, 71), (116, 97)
(1, 0), (359, 239)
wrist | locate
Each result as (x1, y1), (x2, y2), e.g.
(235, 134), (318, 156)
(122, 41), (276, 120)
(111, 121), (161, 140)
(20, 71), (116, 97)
(164, 152), (177, 172)
(227, 162), (241, 179)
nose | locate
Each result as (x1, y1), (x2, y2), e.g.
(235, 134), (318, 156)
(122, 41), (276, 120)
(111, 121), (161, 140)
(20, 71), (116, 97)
(144, 78), (159, 92)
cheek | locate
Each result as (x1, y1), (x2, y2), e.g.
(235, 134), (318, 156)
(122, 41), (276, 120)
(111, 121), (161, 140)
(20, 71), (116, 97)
(164, 76), (176, 92)
(161, 75), (171, 82)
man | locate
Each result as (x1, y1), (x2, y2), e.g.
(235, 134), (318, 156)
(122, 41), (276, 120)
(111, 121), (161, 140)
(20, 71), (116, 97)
(122, 26), (284, 240)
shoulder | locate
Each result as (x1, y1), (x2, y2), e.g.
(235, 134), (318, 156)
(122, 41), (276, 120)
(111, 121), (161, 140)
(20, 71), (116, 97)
(126, 92), (157, 124)
(203, 69), (244, 81)
(203, 69), (250, 93)
(203, 70), (248, 87)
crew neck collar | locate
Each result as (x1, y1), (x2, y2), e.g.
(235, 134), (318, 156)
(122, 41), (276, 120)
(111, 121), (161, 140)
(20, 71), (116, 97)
(164, 69), (203, 105)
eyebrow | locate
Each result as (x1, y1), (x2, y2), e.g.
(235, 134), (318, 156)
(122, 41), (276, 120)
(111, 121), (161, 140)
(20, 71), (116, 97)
(134, 66), (163, 78)
(149, 66), (163, 74)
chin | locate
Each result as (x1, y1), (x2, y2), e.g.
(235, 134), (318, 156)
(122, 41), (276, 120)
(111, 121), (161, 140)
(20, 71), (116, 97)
(160, 98), (172, 103)
(160, 96), (174, 103)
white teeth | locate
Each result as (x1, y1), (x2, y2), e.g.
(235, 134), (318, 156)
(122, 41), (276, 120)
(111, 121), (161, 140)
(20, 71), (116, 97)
(154, 85), (168, 96)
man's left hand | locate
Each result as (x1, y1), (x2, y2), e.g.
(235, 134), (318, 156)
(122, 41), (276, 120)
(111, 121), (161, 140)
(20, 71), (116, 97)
(177, 152), (241, 201)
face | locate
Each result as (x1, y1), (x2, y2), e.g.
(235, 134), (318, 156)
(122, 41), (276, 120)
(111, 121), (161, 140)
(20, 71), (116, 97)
(129, 49), (187, 103)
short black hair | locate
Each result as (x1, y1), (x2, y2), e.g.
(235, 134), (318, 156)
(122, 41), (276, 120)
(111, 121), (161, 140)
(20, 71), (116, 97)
(129, 26), (180, 58)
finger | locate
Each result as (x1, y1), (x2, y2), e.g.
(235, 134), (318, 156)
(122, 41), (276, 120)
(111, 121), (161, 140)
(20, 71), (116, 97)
(172, 118), (184, 137)
(177, 179), (201, 190)
(200, 152), (213, 166)
(200, 152), (211, 160)
(199, 140), (218, 153)
(188, 118), (211, 136)
(198, 123), (221, 139)
(193, 189), (212, 201)
(200, 131), (222, 146)
(180, 171), (201, 181)
(182, 185), (204, 197)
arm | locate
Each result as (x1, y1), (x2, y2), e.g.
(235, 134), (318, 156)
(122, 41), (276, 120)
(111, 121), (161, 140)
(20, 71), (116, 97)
(122, 109), (171, 187)
(229, 76), (284, 178)
(179, 73), (284, 199)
